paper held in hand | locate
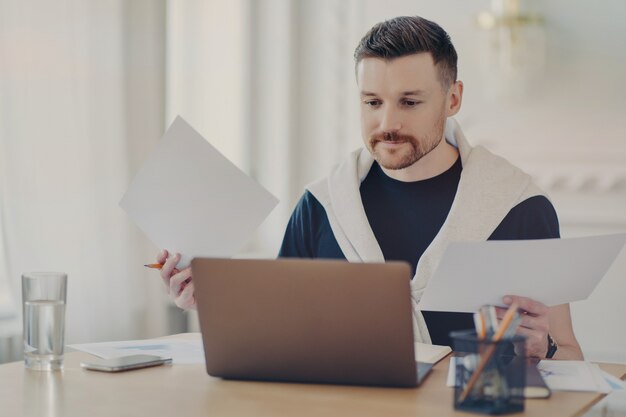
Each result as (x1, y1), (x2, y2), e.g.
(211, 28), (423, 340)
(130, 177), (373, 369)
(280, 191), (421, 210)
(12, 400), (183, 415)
(119, 116), (279, 267)
(419, 233), (626, 313)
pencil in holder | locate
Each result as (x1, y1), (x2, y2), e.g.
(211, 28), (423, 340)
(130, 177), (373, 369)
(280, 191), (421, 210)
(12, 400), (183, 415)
(450, 330), (526, 415)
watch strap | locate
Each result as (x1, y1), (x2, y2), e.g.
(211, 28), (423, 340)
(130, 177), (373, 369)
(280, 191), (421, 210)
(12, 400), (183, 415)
(546, 334), (558, 359)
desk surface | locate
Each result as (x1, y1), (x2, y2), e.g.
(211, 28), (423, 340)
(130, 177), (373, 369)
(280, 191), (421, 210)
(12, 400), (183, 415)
(1, 333), (625, 417)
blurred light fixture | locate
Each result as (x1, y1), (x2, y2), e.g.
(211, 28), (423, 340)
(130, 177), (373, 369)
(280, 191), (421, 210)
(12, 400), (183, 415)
(476, 0), (546, 94)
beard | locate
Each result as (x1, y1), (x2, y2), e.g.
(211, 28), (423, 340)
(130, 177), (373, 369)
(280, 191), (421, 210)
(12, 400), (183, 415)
(367, 116), (446, 170)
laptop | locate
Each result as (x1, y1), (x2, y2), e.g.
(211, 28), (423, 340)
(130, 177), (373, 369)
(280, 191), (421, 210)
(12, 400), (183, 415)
(191, 258), (433, 387)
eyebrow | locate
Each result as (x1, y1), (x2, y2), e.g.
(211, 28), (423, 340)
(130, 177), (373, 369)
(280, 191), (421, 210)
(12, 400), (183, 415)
(401, 90), (427, 96)
(360, 90), (427, 97)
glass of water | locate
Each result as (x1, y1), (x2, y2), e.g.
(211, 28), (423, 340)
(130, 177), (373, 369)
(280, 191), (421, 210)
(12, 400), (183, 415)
(22, 272), (67, 371)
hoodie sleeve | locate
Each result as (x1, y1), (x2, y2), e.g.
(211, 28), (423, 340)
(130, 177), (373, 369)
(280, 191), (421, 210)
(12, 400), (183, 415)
(489, 195), (560, 240)
(278, 191), (345, 259)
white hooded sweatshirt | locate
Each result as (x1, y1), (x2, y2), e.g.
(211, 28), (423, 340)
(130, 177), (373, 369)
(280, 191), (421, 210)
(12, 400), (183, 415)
(306, 118), (547, 343)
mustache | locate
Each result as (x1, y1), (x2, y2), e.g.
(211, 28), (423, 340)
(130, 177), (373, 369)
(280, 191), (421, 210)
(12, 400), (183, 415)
(369, 132), (417, 143)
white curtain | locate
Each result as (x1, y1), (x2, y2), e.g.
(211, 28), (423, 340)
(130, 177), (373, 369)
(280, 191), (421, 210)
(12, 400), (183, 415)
(165, 0), (366, 261)
(0, 0), (170, 343)
(0, 167), (12, 320)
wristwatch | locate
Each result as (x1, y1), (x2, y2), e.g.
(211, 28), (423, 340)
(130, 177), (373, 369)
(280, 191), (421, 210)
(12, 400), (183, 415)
(546, 334), (558, 359)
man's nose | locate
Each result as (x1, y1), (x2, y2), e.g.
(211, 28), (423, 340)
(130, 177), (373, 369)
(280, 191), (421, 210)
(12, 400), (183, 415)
(379, 107), (402, 132)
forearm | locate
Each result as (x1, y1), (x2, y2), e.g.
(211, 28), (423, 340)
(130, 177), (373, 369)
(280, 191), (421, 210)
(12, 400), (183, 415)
(547, 303), (583, 360)
(551, 344), (584, 360)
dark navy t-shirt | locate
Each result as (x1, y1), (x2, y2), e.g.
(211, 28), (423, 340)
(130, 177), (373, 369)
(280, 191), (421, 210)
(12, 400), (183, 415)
(278, 156), (560, 347)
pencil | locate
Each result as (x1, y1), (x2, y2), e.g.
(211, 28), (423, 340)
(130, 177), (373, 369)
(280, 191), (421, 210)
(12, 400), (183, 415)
(473, 313), (486, 340)
(144, 263), (164, 270)
(458, 302), (519, 403)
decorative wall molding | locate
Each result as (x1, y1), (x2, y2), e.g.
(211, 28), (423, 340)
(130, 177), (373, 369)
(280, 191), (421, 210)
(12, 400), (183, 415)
(533, 171), (626, 194)
(475, 144), (626, 193)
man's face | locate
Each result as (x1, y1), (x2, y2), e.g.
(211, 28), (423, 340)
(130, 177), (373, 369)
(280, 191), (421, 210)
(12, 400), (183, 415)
(357, 53), (455, 170)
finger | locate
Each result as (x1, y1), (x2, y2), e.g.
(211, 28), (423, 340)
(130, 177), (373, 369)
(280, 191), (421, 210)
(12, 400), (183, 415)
(176, 276), (192, 297)
(495, 306), (521, 321)
(160, 253), (181, 285)
(503, 295), (548, 316)
(162, 268), (181, 290)
(494, 306), (508, 317)
(518, 314), (549, 333)
(176, 281), (196, 309)
(495, 309), (547, 332)
(515, 327), (541, 348)
(156, 249), (169, 264)
(171, 269), (192, 296)
(170, 267), (192, 297)
(515, 326), (547, 358)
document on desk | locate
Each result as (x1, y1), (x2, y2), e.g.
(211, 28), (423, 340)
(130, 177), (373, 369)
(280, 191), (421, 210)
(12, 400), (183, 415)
(419, 233), (626, 313)
(446, 358), (622, 394)
(537, 361), (614, 393)
(68, 337), (205, 365)
(119, 116), (279, 267)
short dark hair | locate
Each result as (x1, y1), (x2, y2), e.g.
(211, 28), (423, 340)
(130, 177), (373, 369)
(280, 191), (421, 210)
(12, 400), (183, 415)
(354, 16), (458, 90)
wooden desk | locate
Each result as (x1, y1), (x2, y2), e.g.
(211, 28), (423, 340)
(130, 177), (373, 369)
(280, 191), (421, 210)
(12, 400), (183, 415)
(1, 333), (624, 417)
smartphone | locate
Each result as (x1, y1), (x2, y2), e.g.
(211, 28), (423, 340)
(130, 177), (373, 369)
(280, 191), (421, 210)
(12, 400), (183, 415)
(80, 354), (172, 372)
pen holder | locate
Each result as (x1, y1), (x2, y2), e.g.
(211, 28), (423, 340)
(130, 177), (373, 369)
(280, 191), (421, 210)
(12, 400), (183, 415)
(450, 330), (526, 415)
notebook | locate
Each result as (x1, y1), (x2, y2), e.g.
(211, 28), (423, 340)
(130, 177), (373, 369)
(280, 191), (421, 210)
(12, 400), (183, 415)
(416, 343), (452, 364)
(525, 359), (552, 398)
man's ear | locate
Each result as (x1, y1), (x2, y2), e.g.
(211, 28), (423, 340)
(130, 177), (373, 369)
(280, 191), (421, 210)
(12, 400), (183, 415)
(446, 80), (463, 117)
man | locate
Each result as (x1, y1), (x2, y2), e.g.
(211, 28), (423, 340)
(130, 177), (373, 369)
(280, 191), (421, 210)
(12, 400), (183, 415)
(158, 16), (583, 360)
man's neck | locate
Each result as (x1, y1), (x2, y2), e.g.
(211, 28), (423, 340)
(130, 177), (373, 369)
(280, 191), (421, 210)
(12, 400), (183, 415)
(380, 139), (460, 182)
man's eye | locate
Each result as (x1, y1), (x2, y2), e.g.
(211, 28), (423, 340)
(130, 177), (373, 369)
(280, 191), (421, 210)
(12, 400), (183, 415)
(404, 100), (422, 107)
(364, 100), (381, 107)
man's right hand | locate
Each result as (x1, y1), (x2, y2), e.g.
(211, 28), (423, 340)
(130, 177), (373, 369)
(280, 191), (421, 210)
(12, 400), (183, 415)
(157, 249), (196, 310)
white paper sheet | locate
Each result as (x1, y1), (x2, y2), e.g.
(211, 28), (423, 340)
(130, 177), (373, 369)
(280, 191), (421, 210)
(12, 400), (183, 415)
(586, 391), (626, 416)
(68, 338), (205, 365)
(537, 360), (612, 393)
(419, 233), (626, 313)
(601, 369), (626, 390)
(119, 116), (279, 267)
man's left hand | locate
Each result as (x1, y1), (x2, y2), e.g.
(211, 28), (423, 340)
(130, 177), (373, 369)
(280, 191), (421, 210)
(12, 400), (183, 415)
(496, 295), (550, 359)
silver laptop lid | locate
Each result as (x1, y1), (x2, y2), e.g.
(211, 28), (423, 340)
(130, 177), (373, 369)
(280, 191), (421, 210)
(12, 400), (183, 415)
(192, 258), (417, 387)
